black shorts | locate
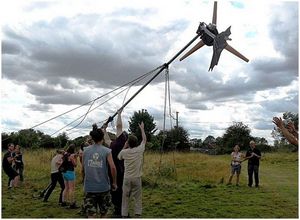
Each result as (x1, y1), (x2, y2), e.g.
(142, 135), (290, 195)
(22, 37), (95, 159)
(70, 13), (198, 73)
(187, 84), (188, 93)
(4, 167), (19, 179)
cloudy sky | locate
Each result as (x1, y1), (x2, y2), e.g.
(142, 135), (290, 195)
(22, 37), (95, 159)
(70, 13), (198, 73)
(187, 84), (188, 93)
(1, 0), (298, 144)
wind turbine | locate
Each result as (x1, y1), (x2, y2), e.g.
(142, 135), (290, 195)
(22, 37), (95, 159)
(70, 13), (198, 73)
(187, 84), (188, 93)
(179, 1), (249, 71)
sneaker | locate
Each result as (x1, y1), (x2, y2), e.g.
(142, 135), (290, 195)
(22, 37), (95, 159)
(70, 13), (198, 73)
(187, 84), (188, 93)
(69, 203), (79, 209)
(39, 191), (45, 198)
(60, 202), (68, 207)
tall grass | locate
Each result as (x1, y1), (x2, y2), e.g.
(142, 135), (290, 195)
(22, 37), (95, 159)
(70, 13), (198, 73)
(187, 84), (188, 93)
(2, 149), (298, 218)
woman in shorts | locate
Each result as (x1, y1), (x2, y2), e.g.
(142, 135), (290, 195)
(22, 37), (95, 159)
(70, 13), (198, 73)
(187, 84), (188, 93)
(227, 144), (244, 186)
(62, 144), (78, 208)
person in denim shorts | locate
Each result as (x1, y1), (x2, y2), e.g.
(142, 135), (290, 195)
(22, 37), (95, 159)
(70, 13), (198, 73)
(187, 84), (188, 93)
(227, 144), (244, 186)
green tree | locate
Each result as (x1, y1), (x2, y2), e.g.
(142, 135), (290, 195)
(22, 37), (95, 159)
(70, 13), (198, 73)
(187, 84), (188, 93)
(128, 109), (156, 142)
(221, 122), (252, 153)
(203, 135), (216, 148)
(190, 138), (202, 148)
(160, 126), (190, 151)
(54, 132), (69, 149)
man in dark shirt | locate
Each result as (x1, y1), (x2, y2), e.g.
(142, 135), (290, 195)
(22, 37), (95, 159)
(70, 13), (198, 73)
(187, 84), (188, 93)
(244, 140), (261, 187)
(2, 143), (20, 188)
(103, 109), (128, 217)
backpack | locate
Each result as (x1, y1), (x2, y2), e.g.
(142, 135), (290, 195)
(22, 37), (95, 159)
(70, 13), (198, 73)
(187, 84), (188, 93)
(58, 153), (69, 173)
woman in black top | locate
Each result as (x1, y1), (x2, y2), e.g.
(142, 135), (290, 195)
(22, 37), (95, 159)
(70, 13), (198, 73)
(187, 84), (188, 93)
(61, 144), (78, 209)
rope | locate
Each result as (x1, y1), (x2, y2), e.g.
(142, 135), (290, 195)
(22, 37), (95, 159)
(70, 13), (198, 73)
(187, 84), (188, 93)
(49, 65), (163, 136)
(66, 100), (96, 131)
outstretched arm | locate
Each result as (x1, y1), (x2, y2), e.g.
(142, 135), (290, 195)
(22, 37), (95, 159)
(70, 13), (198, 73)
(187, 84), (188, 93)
(139, 121), (147, 145)
(102, 123), (112, 147)
(287, 121), (299, 139)
(273, 117), (298, 146)
(116, 108), (123, 138)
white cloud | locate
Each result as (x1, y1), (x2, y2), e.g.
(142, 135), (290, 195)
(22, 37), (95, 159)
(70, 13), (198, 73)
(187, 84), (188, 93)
(1, 0), (298, 146)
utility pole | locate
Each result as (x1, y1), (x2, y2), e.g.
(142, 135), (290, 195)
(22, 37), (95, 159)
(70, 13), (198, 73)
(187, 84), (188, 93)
(175, 111), (179, 128)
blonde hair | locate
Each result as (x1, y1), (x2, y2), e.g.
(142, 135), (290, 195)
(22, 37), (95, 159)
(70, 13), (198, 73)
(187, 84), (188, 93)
(234, 145), (240, 151)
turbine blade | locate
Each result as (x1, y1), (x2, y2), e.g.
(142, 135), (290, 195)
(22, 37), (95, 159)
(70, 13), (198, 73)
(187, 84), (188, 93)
(225, 44), (249, 62)
(179, 40), (205, 61)
(212, 1), (217, 25)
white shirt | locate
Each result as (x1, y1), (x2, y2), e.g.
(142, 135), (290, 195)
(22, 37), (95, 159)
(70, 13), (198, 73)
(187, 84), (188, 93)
(118, 143), (145, 178)
(231, 152), (242, 165)
(50, 154), (63, 173)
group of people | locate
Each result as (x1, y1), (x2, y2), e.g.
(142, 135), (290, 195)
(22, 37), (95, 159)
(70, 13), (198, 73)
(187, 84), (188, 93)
(40, 144), (78, 208)
(39, 109), (146, 218)
(2, 143), (24, 189)
(227, 141), (261, 187)
(227, 117), (298, 187)
(3, 114), (297, 217)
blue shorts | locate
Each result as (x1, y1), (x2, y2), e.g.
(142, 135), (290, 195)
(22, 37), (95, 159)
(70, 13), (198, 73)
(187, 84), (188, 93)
(63, 170), (75, 181)
(231, 164), (241, 175)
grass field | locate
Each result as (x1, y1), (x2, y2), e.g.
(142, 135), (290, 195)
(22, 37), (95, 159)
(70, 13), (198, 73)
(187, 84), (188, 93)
(1, 150), (298, 218)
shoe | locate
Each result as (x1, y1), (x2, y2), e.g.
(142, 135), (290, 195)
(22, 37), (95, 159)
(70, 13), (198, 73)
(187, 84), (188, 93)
(69, 203), (79, 209)
(39, 191), (45, 198)
(135, 214), (141, 218)
(60, 202), (67, 207)
(236, 184), (239, 187)
(43, 199), (48, 202)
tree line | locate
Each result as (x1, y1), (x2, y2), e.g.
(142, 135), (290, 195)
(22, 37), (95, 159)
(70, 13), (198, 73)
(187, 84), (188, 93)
(2, 110), (297, 154)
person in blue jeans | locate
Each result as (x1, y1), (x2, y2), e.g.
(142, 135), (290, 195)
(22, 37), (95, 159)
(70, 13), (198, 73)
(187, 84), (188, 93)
(244, 141), (261, 187)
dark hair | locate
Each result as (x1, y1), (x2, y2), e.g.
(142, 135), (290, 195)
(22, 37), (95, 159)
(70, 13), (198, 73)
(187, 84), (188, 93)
(80, 142), (85, 151)
(90, 124), (104, 143)
(66, 144), (75, 154)
(128, 135), (138, 148)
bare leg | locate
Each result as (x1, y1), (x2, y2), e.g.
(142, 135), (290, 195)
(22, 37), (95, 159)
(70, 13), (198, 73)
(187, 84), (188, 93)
(63, 180), (69, 203)
(227, 175), (233, 184)
(236, 174), (240, 185)
(69, 180), (75, 204)
(13, 176), (20, 187)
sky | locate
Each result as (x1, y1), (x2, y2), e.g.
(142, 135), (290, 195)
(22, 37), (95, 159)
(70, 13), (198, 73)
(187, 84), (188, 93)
(1, 0), (299, 145)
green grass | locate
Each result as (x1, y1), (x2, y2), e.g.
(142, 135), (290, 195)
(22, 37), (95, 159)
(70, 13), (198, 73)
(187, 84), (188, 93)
(2, 150), (298, 218)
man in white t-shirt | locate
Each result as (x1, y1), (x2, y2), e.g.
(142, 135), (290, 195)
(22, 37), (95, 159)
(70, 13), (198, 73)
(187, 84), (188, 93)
(118, 122), (146, 218)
